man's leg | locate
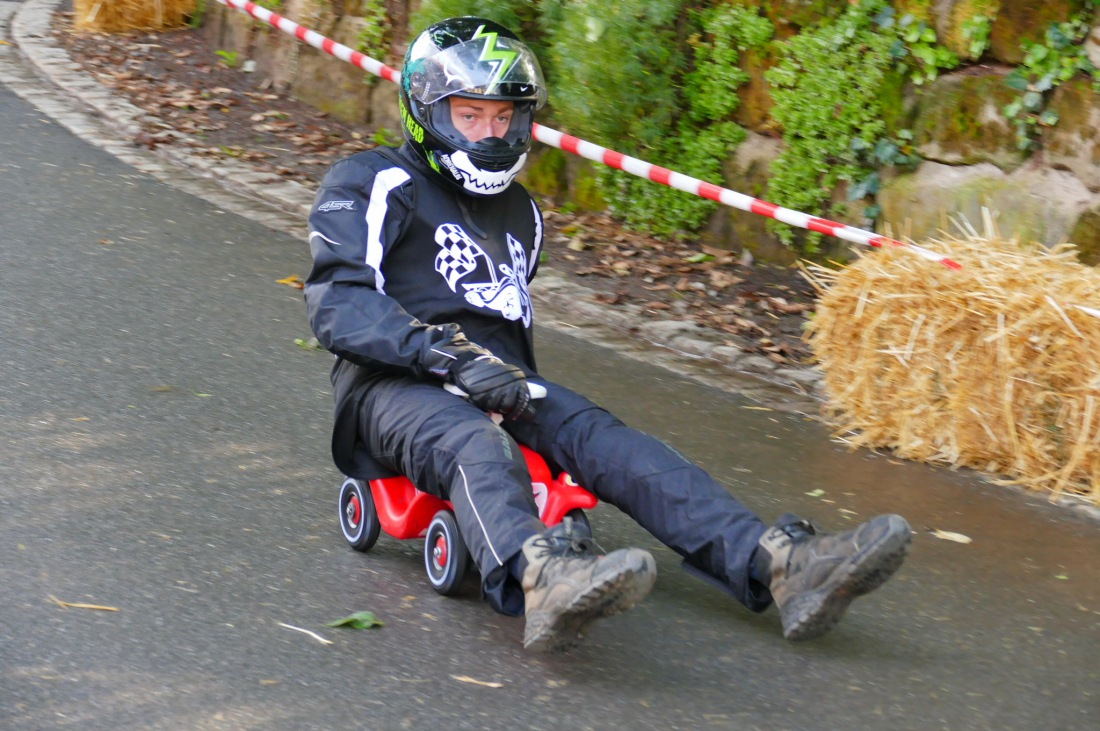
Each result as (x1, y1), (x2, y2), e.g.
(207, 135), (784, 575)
(359, 378), (656, 647)
(360, 378), (543, 613)
(507, 381), (912, 640)
(506, 381), (770, 609)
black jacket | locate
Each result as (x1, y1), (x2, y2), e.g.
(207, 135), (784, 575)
(304, 143), (544, 478)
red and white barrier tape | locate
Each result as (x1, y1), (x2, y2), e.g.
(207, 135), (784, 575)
(215, 0), (961, 270)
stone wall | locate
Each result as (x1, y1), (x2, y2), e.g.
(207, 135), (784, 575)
(203, 0), (404, 135)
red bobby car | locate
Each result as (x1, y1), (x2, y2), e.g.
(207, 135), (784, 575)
(338, 444), (598, 596)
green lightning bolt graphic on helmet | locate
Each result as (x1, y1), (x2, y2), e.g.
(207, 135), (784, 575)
(473, 25), (518, 90)
(398, 17), (548, 196)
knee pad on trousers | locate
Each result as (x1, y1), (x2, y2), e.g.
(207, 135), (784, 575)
(421, 418), (528, 497)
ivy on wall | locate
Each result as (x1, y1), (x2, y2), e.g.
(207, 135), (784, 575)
(765, 2), (896, 249)
(1003, 4), (1099, 151)
(764, 0), (963, 250)
(354, 0), (390, 61)
(606, 4), (771, 237)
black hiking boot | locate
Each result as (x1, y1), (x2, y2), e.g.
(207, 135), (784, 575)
(521, 518), (656, 652)
(757, 513), (912, 641)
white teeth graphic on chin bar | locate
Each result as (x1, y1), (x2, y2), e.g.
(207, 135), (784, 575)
(442, 152), (525, 194)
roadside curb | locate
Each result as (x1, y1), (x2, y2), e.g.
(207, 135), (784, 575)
(5, 0), (824, 406)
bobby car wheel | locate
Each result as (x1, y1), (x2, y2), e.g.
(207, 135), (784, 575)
(424, 510), (469, 596)
(339, 477), (381, 551)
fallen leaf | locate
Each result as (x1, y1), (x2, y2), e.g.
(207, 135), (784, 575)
(700, 245), (736, 262)
(294, 337), (324, 350)
(805, 488), (825, 498)
(325, 611), (384, 629)
(277, 274), (305, 289)
(769, 297), (811, 314)
(930, 529), (972, 544)
(451, 675), (503, 688)
(709, 271), (742, 289)
(1055, 574), (1069, 580)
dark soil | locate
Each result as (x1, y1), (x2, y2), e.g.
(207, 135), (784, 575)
(51, 12), (818, 366)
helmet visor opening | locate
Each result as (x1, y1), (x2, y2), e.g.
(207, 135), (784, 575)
(430, 98), (536, 163)
(406, 35), (547, 109)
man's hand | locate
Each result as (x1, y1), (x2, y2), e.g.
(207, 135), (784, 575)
(419, 324), (493, 380)
(451, 355), (535, 421)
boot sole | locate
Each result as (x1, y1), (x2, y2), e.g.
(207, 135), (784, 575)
(782, 514), (912, 642)
(524, 557), (656, 653)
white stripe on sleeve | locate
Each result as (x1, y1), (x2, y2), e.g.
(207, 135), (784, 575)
(364, 167), (411, 294)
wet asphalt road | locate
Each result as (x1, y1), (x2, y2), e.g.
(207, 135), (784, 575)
(1, 51), (1099, 731)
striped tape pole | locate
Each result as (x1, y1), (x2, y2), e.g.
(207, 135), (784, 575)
(214, 0), (961, 270)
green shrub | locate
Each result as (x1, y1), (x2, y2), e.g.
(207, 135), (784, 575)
(355, 0), (389, 60)
(1003, 9), (1098, 151)
(523, 147), (568, 199)
(397, 1), (987, 250)
(547, 0), (683, 153)
(551, 2), (771, 238)
(766, 2), (894, 249)
(766, 0), (956, 252)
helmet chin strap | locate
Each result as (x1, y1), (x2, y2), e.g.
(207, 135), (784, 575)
(447, 151), (527, 195)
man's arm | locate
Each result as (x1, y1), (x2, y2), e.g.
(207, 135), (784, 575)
(304, 155), (483, 380)
(526, 195), (543, 283)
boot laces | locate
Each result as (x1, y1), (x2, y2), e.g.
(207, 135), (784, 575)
(773, 516), (817, 549)
(529, 518), (604, 560)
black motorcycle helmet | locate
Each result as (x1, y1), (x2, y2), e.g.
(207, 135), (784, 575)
(399, 17), (547, 196)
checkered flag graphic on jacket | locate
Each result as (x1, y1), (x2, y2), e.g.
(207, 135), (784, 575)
(506, 231), (529, 281)
(434, 223), (484, 292)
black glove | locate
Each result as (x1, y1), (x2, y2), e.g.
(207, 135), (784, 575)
(451, 355), (535, 421)
(418, 324), (493, 380)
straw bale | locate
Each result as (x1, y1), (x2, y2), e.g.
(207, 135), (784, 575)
(804, 224), (1100, 506)
(73, 0), (197, 33)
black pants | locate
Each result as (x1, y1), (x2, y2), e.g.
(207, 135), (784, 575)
(359, 376), (771, 615)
